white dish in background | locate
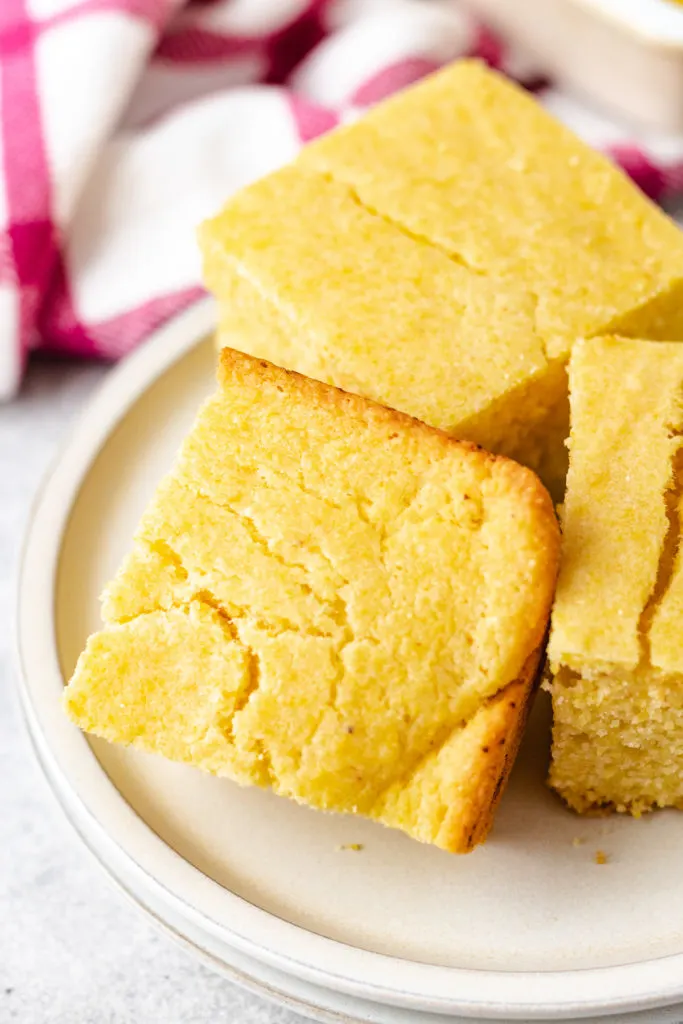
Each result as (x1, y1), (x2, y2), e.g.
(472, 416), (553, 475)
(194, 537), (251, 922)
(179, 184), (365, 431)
(462, 0), (683, 131)
(16, 298), (683, 1021)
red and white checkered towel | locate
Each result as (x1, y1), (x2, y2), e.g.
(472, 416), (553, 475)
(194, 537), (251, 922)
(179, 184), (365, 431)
(3, 0), (683, 399)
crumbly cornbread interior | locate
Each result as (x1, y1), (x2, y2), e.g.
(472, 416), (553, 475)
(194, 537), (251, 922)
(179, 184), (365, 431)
(64, 350), (559, 852)
(201, 61), (683, 499)
(549, 336), (683, 814)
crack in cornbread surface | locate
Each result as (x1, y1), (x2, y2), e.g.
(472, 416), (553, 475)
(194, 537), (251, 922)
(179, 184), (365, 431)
(549, 337), (683, 814)
(204, 165), (551, 442)
(64, 350), (559, 852)
(200, 60), (683, 499)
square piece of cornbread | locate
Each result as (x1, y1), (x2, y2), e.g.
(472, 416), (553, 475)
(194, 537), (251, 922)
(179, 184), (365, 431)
(65, 350), (559, 853)
(200, 61), (683, 498)
(549, 336), (683, 814)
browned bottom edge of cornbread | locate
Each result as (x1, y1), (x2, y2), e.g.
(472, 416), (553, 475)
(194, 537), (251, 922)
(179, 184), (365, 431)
(437, 649), (542, 853)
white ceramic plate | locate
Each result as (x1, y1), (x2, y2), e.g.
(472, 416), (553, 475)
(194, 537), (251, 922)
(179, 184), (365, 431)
(16, 299), (683, 1022)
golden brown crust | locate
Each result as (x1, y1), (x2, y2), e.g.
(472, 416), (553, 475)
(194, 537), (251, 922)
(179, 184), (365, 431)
(448, 645), (543, 852)
(217, 346), (558, 561)
(370, 640), (546, 854)
(218, 345), (486, 455)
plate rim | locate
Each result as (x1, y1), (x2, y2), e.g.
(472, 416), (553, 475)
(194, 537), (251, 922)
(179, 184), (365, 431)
(16, 296), (683, 1020)
(21, 692), (374, 1024)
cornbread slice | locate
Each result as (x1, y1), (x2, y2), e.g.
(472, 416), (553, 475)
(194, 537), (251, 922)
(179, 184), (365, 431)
(65, 350), (559, 853)
(200, 60), (683, 497)
(548, 336), (683, 814)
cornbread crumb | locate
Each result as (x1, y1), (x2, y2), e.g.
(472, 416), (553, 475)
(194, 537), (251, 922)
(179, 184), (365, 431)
(338, 844), (364, 852)
(64, 350), (559, 853)
(595, 850), (609, 865)
(549, 336), (683, 814)
(201, 61), (683, 498)
(572, 836), (585, 847)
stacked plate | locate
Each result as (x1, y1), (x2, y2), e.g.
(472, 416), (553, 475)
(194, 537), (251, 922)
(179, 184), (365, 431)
(17, 301), (683, 1023)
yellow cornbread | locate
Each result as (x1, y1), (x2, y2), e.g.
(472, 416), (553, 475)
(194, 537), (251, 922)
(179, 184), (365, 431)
(64, 350), (559, 853)
(549, 336), (683, 814)
(201, 60), (683, 497)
